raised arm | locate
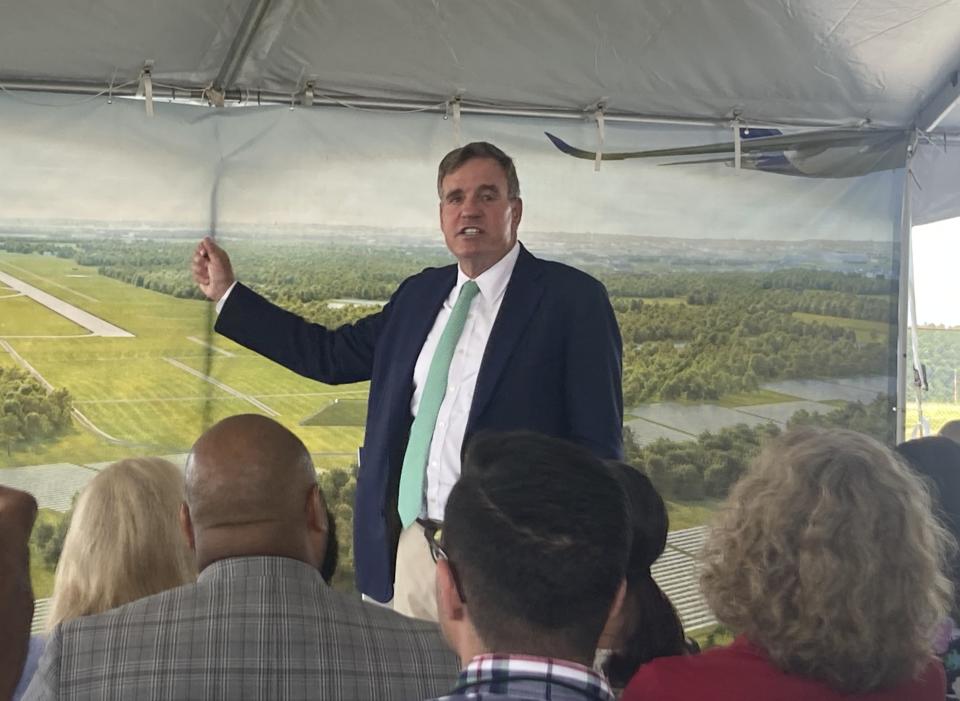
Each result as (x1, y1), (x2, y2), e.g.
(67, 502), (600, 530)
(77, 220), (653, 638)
(191, 236), (236, 303)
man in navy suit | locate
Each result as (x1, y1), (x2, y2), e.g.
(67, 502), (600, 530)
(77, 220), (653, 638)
(191, 142), (623, 616)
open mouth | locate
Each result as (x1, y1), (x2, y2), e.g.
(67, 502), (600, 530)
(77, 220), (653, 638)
(458, 227), (482, 237)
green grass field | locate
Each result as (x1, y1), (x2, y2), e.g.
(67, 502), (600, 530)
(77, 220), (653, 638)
(302, 398), (368, 426)
(0, 295), (87, 336)
(0, 252), (370, 467)
(792, 312), (890, 344)
(641, 297), (688, 306)
(905, 401), (960, 437)
(666, 498), (719, 530)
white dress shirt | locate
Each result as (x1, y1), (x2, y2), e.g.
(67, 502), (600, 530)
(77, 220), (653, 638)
(412, 242), (520, 520)
(216, 242), (521, 521)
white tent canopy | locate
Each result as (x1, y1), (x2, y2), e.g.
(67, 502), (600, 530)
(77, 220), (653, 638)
(5, 0), (959, 221)
(4, 0), (960, 130)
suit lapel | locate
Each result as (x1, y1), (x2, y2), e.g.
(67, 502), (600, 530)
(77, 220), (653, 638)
(469, 245), (545, 426)
(392, 266), (457, 397)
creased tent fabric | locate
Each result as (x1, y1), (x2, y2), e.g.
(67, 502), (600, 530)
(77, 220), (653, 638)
(2, 0), (960, 130)
(0, 0), (958, 223)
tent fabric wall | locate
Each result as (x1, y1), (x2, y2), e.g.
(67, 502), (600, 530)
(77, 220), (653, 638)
(912, 140), (960, 226)
(4, 1), (958, 223)
(0, 92), (906, 452)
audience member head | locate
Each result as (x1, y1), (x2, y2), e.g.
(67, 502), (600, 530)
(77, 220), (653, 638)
(599, 462), (686, 687)
(0, 486), (37, 699)
(436, 431), (631, 667)
(896, 436), (960, 598)
(700, 427), (953, 693)
(181, 414), (331, 576)
(939, 419), (960, 445)
(47, 458), (195, 630)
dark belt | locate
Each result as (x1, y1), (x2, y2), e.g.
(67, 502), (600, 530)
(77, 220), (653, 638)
(416, 517), (443, 547)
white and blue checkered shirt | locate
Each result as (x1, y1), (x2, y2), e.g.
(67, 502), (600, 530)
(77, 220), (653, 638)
(429, 653), (616, 701)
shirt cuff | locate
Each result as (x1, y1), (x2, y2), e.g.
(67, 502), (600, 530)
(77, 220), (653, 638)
(214, 281), (238, 315)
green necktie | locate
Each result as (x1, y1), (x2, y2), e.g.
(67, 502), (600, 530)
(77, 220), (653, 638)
(398, 280), (481, 527)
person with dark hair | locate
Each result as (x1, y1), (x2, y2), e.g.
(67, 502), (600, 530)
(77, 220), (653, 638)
(429, 431), (631, 701)
(192, 141), (623, 618)
(25, 415), (458, 701)
(896, 435), (960, 698)
(597, 462), (687, 689)
(0, 486), (37, 701)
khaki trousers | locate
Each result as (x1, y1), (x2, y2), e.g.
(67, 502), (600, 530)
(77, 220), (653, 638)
(392, 522), (439, 622)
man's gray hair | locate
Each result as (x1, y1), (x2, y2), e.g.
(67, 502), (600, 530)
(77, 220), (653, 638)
(437, 142), (520, 200)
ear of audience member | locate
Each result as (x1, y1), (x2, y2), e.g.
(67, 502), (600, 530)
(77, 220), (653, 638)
(624, 427), (953, 701)
(599, 462), (686, 688)
(319, 512), (339, 584)
(437, 431), (631, 667)
(46, 457), (196, 630)
(0, 486), (37, 701)
(939, 419), (960, 445)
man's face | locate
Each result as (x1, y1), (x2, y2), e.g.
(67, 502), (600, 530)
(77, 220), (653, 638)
(439, 157), (522, 278)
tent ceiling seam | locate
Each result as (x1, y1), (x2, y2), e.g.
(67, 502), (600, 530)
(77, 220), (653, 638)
(211, 0), (275, 96)
(2, 78), (959, 135)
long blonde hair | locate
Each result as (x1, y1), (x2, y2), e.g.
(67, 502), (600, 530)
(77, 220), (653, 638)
(700, 427), (954, 693)
(47, 457), (196, 630)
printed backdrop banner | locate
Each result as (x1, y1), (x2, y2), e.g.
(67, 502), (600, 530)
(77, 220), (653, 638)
(0, 93), (903, 601)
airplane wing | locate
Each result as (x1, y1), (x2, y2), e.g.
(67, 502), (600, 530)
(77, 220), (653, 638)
(544, 129), (903, 161)
(655, 157), (736, 166)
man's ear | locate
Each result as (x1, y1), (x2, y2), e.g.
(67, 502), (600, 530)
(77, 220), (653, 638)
(511, 197), (523, 231)
(597, 578), (629, 649)
(179, 503), (195, 551)
(306, 484), (329, 536)
(436, 559), (467, 622)
(605, 578), (628, 635)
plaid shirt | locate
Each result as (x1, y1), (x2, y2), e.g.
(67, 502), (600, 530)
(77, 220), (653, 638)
(23, 556), (458, 701)
(429, 653), (616, 701)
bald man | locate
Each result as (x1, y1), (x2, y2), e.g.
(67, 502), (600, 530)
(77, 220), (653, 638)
(24, 415), (458, 701)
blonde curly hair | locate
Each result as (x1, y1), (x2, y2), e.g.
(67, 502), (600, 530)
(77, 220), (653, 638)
(700, 427), (953, 693)
(47, 457), (196, 630)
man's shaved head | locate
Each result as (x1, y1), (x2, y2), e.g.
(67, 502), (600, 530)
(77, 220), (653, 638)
(182, 415), (328, 571)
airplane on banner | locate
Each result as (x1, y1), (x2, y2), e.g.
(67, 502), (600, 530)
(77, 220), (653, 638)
(544, 127), (908, 179)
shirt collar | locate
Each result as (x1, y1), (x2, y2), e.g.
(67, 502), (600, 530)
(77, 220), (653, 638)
(451, 653), (615, 701)
(198, 555), (323, 584)
(455, 240), (520, 305)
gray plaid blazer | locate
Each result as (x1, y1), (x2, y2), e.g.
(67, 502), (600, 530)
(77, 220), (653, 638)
(23, 556), (459, 700)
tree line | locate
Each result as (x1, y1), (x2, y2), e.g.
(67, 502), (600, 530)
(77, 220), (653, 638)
(1, 237), (897, 408)
(0, 368), (73, 456)
(623, 397), (893, 502)
(911, 328), (960, 403)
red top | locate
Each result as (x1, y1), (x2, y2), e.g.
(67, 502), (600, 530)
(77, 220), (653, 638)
(622, 636), (945, 701)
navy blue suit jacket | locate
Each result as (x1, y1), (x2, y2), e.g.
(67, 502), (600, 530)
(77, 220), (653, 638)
(215, 244), (623, 602)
